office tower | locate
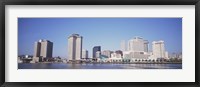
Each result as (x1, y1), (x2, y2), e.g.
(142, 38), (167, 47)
(34, 42), (41, 57)
(128, 36), (149, 52)
(165, 51), (168, 58)
(82, 49), (88, 58)
(68, 34), (83, 61)
(144, 40), (149, 52)
(40, 40), (53, 58)
(93, 46), (101, 58)
(152, 40), (165, 58)
(101, 50), (111, 58)
(121, 40), (126, 51)
(33, 39), (53, 58)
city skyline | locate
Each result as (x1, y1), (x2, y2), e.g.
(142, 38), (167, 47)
(18, 18), (182, 58)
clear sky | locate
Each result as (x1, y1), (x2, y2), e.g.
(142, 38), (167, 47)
(18, 18), (182, 58)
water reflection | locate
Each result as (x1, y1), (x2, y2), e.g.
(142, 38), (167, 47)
(18, 63), (182, 69)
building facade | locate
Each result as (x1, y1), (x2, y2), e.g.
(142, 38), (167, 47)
(101, 50), (112, 58)
(152, 40), (166, 58)
(123, 51), (149, 59)
(33, 39), (53, 63)
(68, 34), (83, 61)
(165, 51), (168, 59)
(34, 42), (41, 57)
(111, 52), (122, 58)
(115, 50), (123, 57)
(93, 46), (101, 58)
(128, 36), (149, 52)
(33, 39), (53, 58)
(40, 40), (53, 58)
(82, 49), (88, 58)
(96, 51), (101, 58)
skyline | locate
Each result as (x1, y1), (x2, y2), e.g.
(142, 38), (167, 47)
(18, 18), (182, 58)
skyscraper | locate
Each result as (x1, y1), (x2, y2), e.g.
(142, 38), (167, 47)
(68, 34), (83, 61)
(93, 46), (101, 58)
(165, 51), (168, 58)
(128, 36), (149, 52)
(33, 39), (53, 61)
(40, 40), (53, 58)
(144, 40), (149, 52)
(34, 42), (41, 57)
(152, 40), (166, 58)
(82, 49), (88, 58)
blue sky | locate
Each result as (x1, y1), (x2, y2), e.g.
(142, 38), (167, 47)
(18, 18), (182, 58)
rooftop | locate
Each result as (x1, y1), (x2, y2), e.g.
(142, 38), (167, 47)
(68, 34), (82, 38)
(152, 40), (164, 44)
(38, 39), (51, 42)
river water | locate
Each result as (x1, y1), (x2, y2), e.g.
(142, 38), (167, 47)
(18, 63), (182, 69)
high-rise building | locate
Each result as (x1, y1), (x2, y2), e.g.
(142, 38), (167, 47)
(102, 50), (111, 58)
(33, 39), (53, 58)
(144, 40), (149, 52)
(128, 36), (149, 52)
(165, 51), (168, 59)
(152, 40), (165, 58)
(93, 46), (101, 58)
(40, 40), (53, 58)
(82, 49), (88, 58)
(68, 34), (83, 61)
(121, 40), (126, 51)
(34, 42), (41, 57)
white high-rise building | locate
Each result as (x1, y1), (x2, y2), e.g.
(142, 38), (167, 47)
(152, 40), (166, 58)
(40, 40), (53, 58)
(121, 40), (126, 51)
(128, 36), (149, 52)
(82, 49), (88, 58)
(68, 34), (83, 61)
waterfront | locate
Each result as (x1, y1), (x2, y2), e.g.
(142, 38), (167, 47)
(18, 63), (182, 69)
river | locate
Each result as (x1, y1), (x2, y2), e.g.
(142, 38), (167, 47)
(18, 63), (182, 69)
